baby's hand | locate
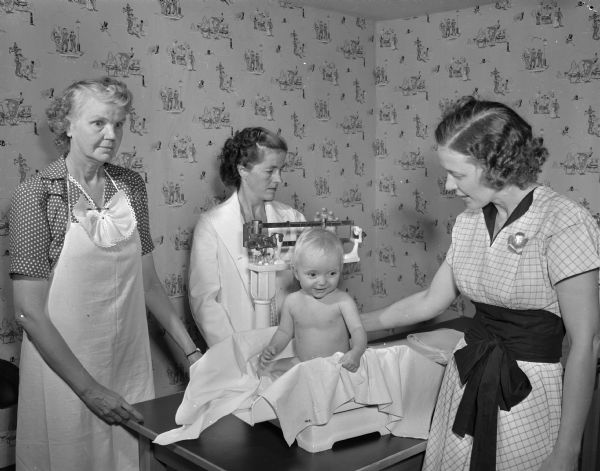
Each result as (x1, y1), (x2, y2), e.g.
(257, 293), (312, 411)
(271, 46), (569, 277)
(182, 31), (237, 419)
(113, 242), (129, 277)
(340, 350), (362, 373)
(259, 345), (277, 370)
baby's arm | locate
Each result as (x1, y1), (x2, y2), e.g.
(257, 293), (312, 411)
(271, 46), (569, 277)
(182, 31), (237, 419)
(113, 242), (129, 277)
(259, 299), (294, 369)
(338, 294), (367, 372)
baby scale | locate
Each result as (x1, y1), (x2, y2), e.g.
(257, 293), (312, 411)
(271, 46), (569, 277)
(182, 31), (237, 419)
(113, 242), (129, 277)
(233, 336), (446, 453)
(239, 213), (443, 453)
(242, 209), (365, 329)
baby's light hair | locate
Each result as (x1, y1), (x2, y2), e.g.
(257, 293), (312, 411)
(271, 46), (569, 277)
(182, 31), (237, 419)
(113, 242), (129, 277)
(292, 228), (344, 268)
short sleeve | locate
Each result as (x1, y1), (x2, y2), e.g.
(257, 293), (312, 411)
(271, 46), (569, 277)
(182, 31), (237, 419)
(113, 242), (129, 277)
(445, 239), (456, 268)
(127, 171), (154, 256)
(445, 212), (467, 269)
(546, 213), (600, 286)
(9, 180), (53, 278)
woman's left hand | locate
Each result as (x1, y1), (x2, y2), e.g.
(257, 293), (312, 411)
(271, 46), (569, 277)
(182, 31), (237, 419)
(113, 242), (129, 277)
(187, 350), (203, 365)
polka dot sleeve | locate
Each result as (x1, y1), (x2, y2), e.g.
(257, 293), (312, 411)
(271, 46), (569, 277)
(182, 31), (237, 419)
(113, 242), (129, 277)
(9, 179), (54, 279)
(129, 172), (154, 256)
(107, 164), (154, 255)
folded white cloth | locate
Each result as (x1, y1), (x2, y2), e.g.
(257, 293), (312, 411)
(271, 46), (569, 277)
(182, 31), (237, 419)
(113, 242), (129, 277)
(154, 327), (456, 446)
(154, 328), (270, 445)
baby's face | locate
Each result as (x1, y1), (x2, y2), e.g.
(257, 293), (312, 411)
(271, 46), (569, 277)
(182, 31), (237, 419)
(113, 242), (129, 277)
(294, 251), (341, 299)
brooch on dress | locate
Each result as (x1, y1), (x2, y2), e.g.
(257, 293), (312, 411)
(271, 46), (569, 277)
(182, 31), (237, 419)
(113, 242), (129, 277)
(507, 232), (528, 255)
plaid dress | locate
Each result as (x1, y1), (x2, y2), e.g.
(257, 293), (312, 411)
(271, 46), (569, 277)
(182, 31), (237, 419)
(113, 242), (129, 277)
(423, 185), (600, 471)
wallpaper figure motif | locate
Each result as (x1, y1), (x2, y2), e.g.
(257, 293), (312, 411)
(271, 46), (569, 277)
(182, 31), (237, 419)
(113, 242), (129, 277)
(283, 148), (305, 177)
(339, 37), (365, 62)
(0, 93), (32, 127)
(522, 44), (548, 71)
(170, 135), (197, 163)
(253, 9), (273, 36)
(415, 37), (429, 62)
(196, 103), (232, 129)
(128, 107), (148, 135)
(96, 50), (143, 79)
(353, 152), (366, 176)
(491, 68), (511, 95)
(343, 262), (363, 282)
(113, 147), (148, 183)
(472, 20), (508, 48)
(9, 42), (36, 80)
(170, 226), (194, 250)
(2, 0), (599, 467)
(374, 65), (389, 86)
(123, 3), (145, 37)
(159, 85), (185, 112)
(559, 148), (597, 175)
(314, 19), (330, 43)
(291, 111), (305, 137)
(373, 138), (387, 159)
(244, 49), (264, 74)
(158, 0), (183, 20)
(1, 0), (32, 15)
(162, 178), (186, 207)
(379, 28), (398, 50)
(314, 176), (331, 197)
(320, 61), (339, 85)
(217, 62), (234, 92)
(192, 13), (231, 44)
(534, 0), (563, 27)
(396, 71), (427, 97)
(564, 54), (600, 83)
(339, 186), (364, 211)
(440, 17), (461, 40)
(167, 40), (195, 70)
(585, 106), (600, 137)
(371, 276), (388, 297)
(531, 91), (559, 118)
(396, 148), (424, 170)
(291, 30), (306, 57)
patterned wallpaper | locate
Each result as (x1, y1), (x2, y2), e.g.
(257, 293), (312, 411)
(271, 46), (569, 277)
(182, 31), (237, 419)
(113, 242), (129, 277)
(0, 0), (599, 466)
(0, 0), (376, 465)
(373, 0), (600, 320)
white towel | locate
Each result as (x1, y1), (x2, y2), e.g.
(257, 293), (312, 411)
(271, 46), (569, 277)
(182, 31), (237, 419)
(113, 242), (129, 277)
(154, 327), (456, 446)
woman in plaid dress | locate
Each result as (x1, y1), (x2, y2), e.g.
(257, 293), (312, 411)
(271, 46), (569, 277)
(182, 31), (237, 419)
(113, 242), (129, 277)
(362, 97), (600, 471)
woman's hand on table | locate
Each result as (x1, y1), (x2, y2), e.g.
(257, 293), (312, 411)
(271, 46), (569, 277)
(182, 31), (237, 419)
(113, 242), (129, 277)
(80, 382), (144, 425)
(187, 349), (203, 365)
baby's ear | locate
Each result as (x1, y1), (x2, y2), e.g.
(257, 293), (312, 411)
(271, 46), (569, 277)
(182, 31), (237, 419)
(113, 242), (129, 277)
(291, 265), (299, 280)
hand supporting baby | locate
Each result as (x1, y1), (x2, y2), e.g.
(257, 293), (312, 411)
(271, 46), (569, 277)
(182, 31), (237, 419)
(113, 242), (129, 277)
(339, 349), (362, 373)
(258, 345), (277, 371)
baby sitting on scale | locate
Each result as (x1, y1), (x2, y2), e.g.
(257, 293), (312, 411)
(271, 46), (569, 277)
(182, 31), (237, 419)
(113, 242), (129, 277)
(259, 228), (367, 373)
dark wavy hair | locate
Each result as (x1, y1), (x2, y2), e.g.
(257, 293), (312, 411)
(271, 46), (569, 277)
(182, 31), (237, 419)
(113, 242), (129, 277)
(435, 96), (548, 190)
(218, 127), (288, 188)
(46, 76), (133, 154)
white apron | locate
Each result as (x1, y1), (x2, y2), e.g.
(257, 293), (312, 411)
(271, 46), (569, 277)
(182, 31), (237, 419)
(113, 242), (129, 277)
(16, 175), (154, 471)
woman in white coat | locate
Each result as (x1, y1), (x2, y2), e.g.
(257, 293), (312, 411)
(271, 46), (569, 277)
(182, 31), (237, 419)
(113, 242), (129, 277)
(189, 127), (305, 347)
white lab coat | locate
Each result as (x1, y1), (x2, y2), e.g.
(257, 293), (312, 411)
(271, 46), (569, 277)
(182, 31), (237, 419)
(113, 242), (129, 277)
(189, 192), (305, 347)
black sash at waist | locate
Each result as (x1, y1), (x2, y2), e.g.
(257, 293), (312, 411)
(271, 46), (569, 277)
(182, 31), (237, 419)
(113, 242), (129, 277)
(452, 301), (565, 471)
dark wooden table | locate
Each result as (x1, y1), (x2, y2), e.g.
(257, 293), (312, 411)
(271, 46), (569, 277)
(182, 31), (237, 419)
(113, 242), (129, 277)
(126, 318), (473, 471)
(126, 392), (426, 471)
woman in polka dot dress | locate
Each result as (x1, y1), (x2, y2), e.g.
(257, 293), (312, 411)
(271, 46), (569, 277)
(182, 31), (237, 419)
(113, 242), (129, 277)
(9, 77), (202, 471)
(361, 97), (600, 471)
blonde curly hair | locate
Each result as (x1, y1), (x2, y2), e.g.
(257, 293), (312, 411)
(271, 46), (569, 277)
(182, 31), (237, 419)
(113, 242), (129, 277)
(46, 76), (132, 153)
